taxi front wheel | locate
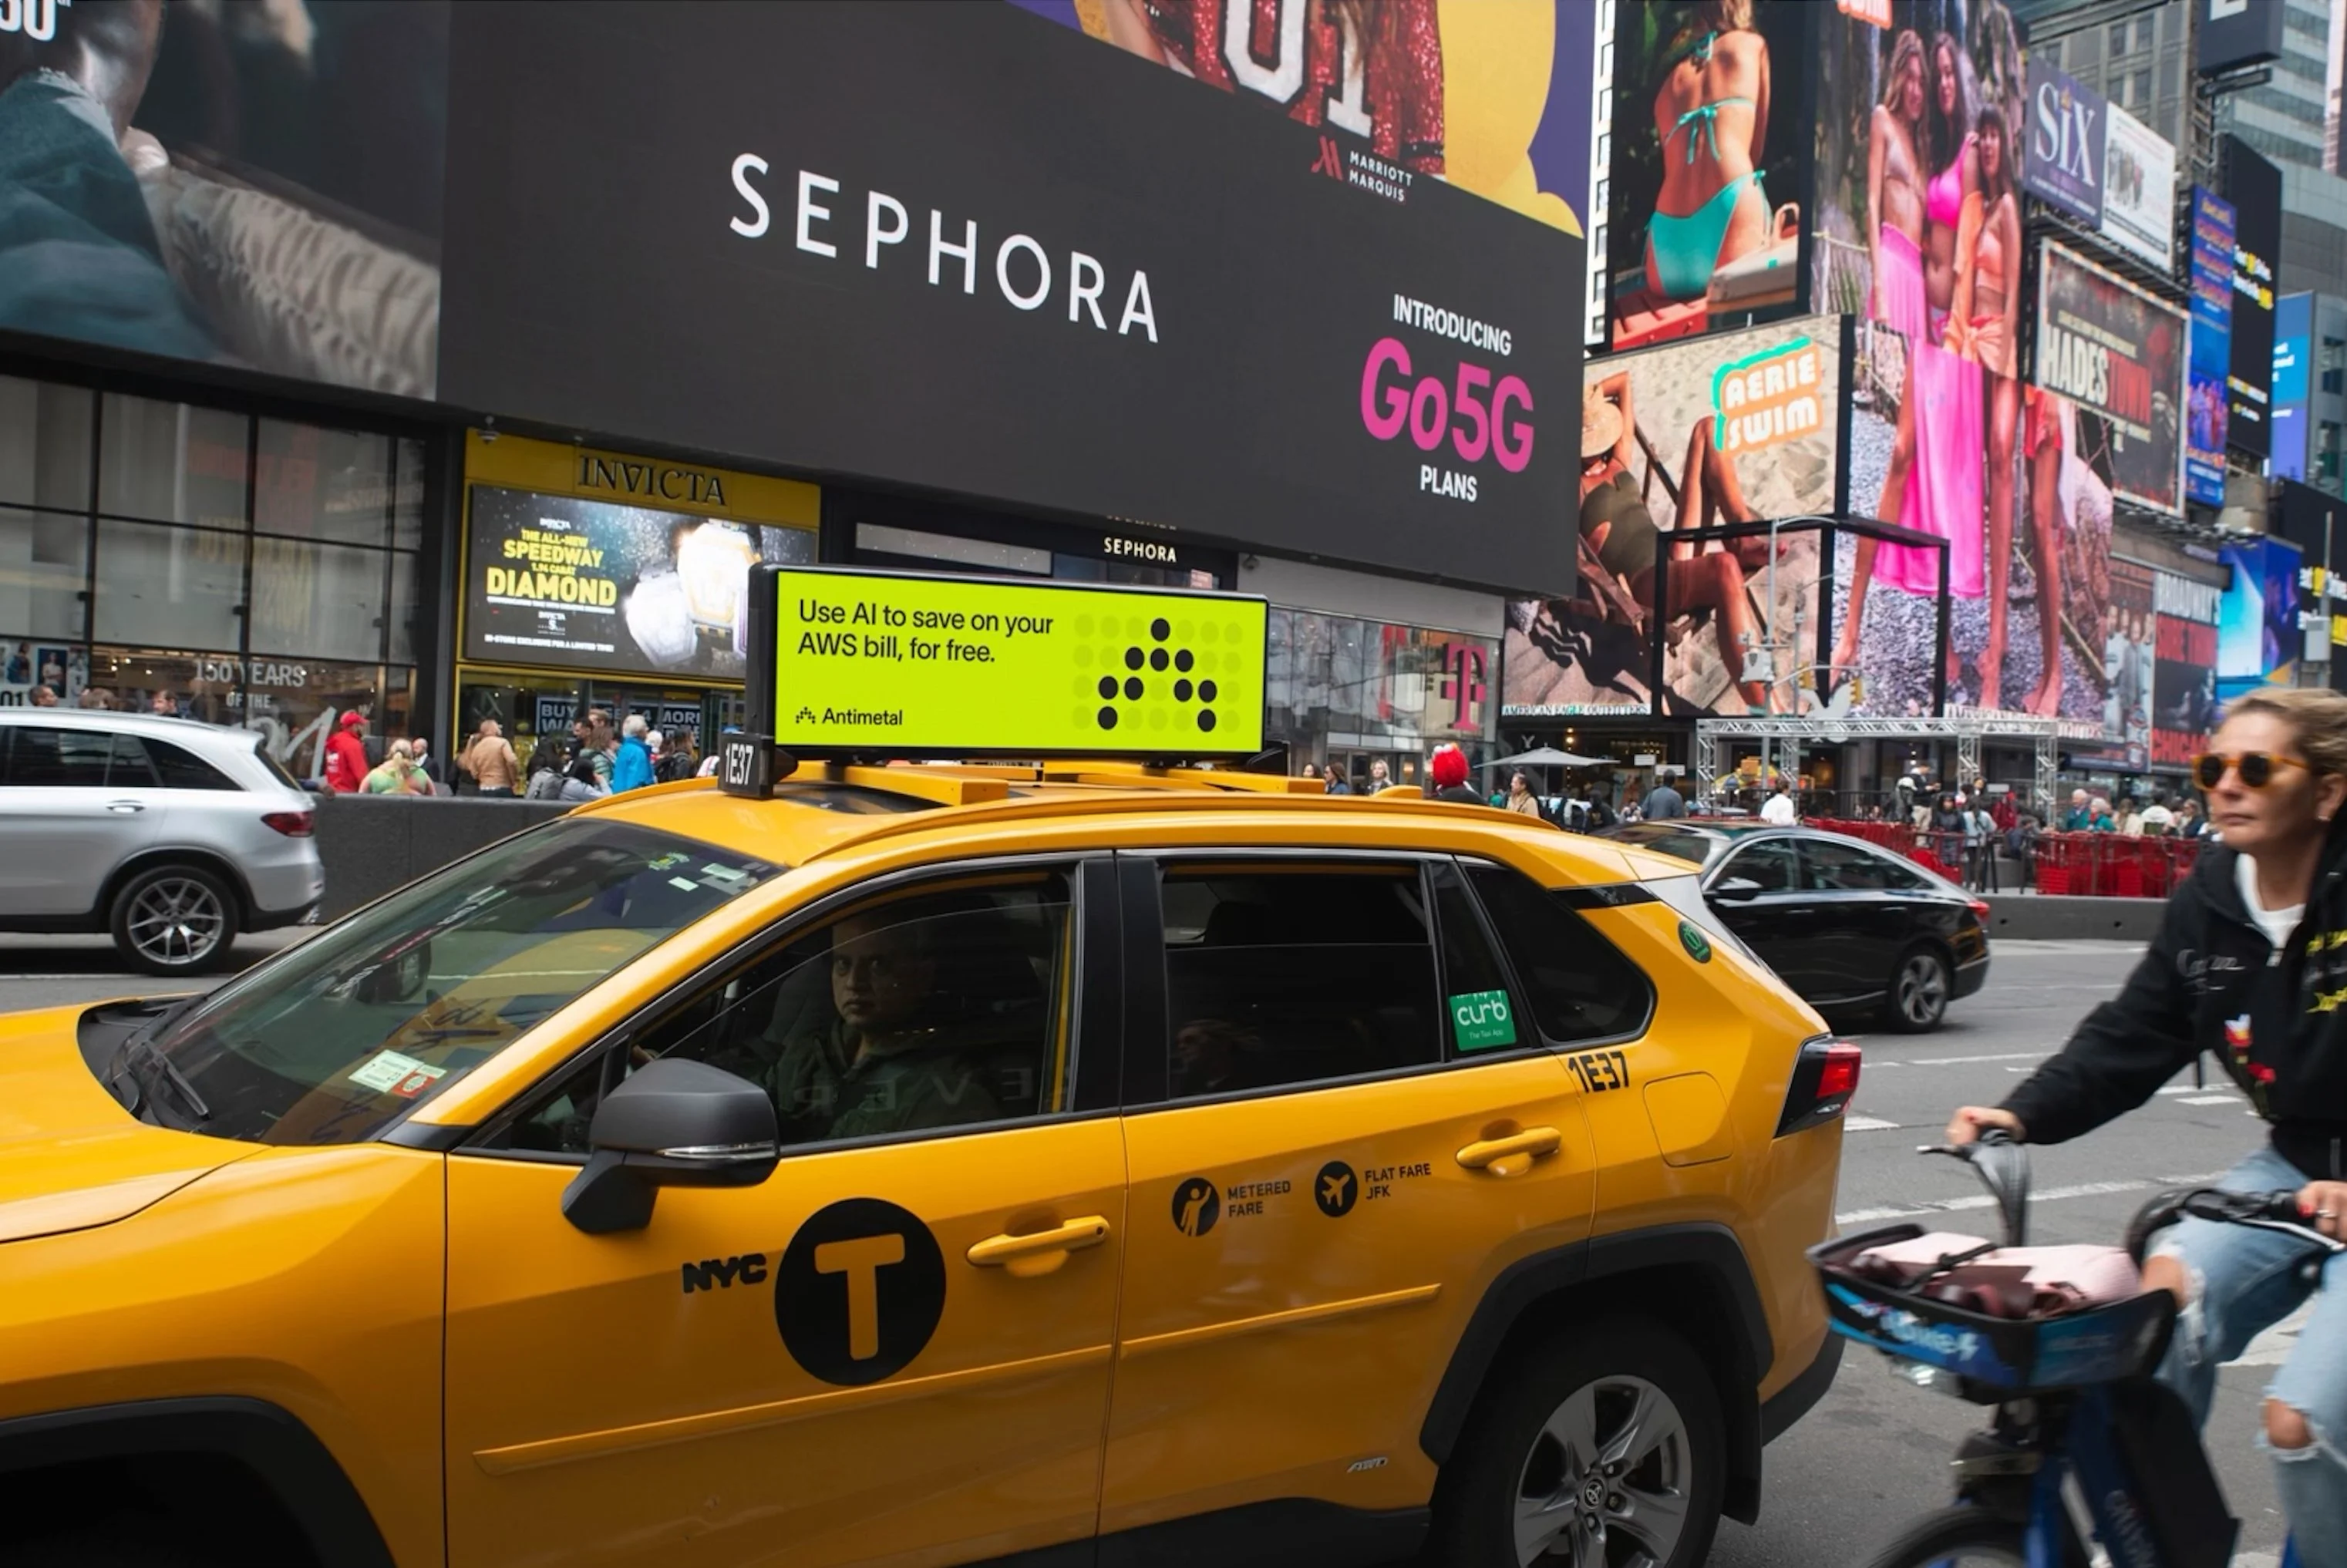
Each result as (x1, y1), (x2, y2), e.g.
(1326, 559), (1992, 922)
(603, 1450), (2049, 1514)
(1432, 1319), (1724, 1568)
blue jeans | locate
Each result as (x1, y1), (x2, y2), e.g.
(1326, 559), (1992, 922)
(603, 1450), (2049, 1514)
(2150, 1144), (2347, 1565)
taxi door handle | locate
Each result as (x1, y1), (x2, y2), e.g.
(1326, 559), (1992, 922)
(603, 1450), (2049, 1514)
(966, 1216), (1112, 1277)
(1456, 1127), (1562, 1176)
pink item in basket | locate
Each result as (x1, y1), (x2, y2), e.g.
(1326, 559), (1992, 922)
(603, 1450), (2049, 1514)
(1850, 1233), (2141, 1317)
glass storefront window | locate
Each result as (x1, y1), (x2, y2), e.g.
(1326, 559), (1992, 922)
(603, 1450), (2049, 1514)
(392, 438), (428, 551)
(0, 510), (88, 642)
(249, 535), (391, 663)
(98, 393), (251, 529)
(93, 520), (246, 649)
(254, 419), (396, 547)
(0, 376), (93, 512)
(1263, 607), (1498, 768)
(389, 551), (422, 665)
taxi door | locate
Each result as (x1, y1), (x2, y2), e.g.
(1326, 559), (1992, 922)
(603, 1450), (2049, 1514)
(442, 859), (1126, 1568)
(1099, 852), (1599, 1533)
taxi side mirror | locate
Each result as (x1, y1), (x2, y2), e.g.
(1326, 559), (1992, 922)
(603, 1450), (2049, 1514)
(561, 1058), (780, 1235)
(1709, 877), (1764, 903)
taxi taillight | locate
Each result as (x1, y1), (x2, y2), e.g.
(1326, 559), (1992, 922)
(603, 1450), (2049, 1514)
(1778, 1036), (1861, 1136)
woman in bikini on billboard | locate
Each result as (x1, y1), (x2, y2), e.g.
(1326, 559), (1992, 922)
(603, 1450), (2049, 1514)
(1642, 0), (1776, 302)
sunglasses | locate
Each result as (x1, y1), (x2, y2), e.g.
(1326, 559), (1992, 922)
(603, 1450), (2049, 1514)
(2190, 752), (2312, 791)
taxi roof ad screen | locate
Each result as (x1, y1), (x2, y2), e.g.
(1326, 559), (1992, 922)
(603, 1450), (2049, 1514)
(769, 570), (1268, 758)
(436, 1), (1581, 595)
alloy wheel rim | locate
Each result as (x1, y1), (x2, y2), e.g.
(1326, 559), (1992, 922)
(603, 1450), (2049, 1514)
(1897, 954), (1948, 1025)
(127, 878), (225, 967)
(1513, 1373), (1693, 1567)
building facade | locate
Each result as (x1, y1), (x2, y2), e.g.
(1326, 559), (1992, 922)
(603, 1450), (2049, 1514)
(0, 1), (1599, 786)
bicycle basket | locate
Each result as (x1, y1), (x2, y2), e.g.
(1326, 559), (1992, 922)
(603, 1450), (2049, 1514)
(1809, 1226), (2177, 1398)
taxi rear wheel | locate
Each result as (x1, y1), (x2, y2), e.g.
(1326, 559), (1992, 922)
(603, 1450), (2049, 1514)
(1433, 1318), (1724, 1568)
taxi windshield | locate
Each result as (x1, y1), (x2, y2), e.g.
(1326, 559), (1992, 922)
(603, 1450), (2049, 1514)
(134, 819), (780, 1146)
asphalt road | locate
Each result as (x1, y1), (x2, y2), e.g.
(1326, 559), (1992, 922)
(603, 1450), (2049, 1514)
(0, 936), (2302, 1567)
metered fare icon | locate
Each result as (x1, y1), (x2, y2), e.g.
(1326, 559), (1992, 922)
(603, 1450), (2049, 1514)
(1097, 617), (1219, 734)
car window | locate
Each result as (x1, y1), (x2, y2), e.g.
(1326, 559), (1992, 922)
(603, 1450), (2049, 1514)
(1161, 862), (1440, 1099)
(143, 735), (240, 790)
(1463, 863), (1654, 1045)
(134, 820), (780, 1146)
(1, 725), (113, 786)
(494, 870), (1076, 1157)
(1801, 838), (1928, 893)
(1718, 840), (1799, 893)
(1429, 861), (1530, 1055)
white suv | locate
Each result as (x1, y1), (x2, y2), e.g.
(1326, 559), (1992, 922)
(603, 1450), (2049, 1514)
(0, 710), (325, 974)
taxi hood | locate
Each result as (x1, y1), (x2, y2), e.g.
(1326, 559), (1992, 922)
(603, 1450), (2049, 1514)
(0, 1003), (251, 1246)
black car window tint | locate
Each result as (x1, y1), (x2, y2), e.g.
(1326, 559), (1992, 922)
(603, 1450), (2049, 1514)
(107, 732), (161, 788)
(1464, 863), (1655, 1045)
(143, 735), (240, 790)
(1160, 863), (1440, 1099)
(1800, 839), (1896, 892)
(2, 726), (111, 786)
(1428, 861), (1530, 1058)
(1719, 840), (1798, 893)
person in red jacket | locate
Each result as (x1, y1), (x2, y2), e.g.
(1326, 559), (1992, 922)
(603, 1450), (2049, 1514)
(323, 710), (369, 793)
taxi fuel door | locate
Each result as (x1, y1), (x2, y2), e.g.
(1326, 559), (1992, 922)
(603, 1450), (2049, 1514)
(560, 1058), (782, 1233)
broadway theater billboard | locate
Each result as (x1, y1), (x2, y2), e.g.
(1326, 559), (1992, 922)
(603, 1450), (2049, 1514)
(2035, 242), (2187, 517)
(437, 1), (1585, 594)
(2152, 571), (2219, 769)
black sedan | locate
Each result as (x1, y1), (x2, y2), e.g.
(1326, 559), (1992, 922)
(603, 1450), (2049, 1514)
(1601, 822), (1991, 1031)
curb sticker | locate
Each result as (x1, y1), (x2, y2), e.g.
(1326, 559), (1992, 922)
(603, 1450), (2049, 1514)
(1315, 1161), (1359, 1217)
(1172, 1177), (1221, 1237)
(1679, 921), (1713, 962)
(776, 1198), (945, 1386)
(1449, 989), (1517, 1052)
(350, 1049), (446, 1097)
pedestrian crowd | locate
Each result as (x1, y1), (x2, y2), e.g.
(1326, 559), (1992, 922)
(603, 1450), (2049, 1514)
(308, 708), (704, 801)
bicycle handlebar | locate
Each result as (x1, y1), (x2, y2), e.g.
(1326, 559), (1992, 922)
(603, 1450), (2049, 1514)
(2125, 1186), (2343, 1267)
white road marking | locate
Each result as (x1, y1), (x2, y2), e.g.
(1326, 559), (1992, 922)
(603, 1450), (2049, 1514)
(2232, 1554), (2280, 1568)
(1892, 1051), (2046, 1067)
(2176, 1095), (2241, 1106)
(1836, 1179), (2154, 1226)
(1844, 1116), (1901, 1132)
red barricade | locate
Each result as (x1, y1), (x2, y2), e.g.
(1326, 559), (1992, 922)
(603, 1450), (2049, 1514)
(1805, 822), (2199, 898)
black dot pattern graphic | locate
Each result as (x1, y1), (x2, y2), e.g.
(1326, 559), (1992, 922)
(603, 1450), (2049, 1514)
(1094, 622), (1219, 735)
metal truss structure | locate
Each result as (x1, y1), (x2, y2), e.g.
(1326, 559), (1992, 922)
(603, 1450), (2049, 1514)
(1694, 713), (2063, 813)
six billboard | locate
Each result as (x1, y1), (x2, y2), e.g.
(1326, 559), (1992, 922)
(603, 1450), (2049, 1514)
(2034, 242), (2188, 517)
(2223, 135), (2280, 460)
(1504, 316), (1843, 719)
(2186, 187), (2235, 508)
(2022, 61), (2106, 226)
(1604, 0), (1813, 351)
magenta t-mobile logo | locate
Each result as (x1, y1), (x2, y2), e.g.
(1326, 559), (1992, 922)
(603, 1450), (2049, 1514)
(1440, 644), (1486, 728)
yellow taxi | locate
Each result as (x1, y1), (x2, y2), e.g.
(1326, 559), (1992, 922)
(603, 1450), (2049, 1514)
(0, 572), (1852, 1568)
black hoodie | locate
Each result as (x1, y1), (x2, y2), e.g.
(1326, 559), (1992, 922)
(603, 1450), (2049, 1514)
(2000, 819), (2347, 1181)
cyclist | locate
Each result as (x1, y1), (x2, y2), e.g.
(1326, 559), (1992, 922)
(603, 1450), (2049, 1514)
(1945, 686), (2347, 1561)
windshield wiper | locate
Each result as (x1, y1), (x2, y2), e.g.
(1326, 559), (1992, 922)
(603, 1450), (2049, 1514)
(108, 1038), (211, 1126)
